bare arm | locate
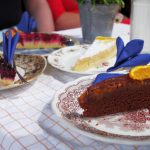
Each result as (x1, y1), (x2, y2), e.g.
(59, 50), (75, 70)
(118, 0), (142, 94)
(24, 0), (55, 33)
(55, 12), (80, 31)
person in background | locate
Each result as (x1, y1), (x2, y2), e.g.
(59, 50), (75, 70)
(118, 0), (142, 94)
(24, 0), (55, 33)
(47, 0), (80, 30)
(115, 0), (131, 24)
(0, 0), (55, 33)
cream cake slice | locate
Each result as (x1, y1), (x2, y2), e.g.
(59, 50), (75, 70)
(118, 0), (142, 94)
(72, 36), (117, 72)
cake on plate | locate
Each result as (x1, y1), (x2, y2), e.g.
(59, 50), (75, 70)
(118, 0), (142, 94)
(11, 28), (72, 49)
(78, 65), (150, 117)
(0, 56), (16, 85)
(72, 36), (116, 72)
(0, 30), (19, 85)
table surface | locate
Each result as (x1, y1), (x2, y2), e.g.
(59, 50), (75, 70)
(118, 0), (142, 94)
(1, 23), (150, 150)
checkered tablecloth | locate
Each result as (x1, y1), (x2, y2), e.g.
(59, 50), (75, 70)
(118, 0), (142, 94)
(0, 74), (150, 150)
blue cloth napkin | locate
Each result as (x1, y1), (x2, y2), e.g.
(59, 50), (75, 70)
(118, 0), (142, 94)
(2, 30), (20, 65)
(107, 37), (150, 72)
(93, 73), (124, 85)
(17, 11), (37, 33)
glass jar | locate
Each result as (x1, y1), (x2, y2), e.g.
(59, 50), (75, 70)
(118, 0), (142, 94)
(130, 0), (150, 53)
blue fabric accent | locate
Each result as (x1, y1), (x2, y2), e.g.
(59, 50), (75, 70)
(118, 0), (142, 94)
(92, 73), (124, 85)
(107, 37), (150, 72)
(2, 30), (19, 65)
(17, 11), (37, 33)
(108, 54), (150, 71)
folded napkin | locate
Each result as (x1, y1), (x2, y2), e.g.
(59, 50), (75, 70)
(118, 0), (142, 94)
(2, 30), (19, 65)
(17, 11), (37, 33)
(93, 73), (124, 85)
(107, 37), (150, 72)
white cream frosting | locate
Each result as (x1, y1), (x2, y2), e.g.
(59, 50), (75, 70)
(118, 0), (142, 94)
(80, 38), (116, 59)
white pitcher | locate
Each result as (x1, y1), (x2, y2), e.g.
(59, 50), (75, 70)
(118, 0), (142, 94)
(130, 0), (150, 53)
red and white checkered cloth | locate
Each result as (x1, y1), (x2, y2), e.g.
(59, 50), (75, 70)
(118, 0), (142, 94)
(0, 74), (149, 150)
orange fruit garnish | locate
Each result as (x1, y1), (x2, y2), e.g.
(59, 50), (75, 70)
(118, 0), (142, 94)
(5, 28), (23, 38)
(129, 65), (150, 80)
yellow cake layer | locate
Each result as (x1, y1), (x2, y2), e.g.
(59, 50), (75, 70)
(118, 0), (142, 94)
(72, 45), (116, 72)
(0, 78), (14, 85)
(72, 37), (116, 72)
(16, 43), (63, 49)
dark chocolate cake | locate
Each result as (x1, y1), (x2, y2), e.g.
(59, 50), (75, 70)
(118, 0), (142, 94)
(78, 74), (150, 117)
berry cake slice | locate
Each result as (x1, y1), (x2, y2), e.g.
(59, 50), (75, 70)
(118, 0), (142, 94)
(11, 28), (73, 49)
(0, 57), (16, 85)
(0, 30), (19, 85)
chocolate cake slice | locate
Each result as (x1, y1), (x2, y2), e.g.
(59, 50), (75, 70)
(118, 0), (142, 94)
(78, 74), (150, 117)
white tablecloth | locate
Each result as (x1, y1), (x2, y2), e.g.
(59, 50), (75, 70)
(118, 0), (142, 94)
(55, 22), (130, 43)
(1, 74), (150, 150)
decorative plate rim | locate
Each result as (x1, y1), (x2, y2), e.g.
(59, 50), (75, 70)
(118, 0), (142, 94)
(52, 75), (150, 145)
(0, 54), (47, 90)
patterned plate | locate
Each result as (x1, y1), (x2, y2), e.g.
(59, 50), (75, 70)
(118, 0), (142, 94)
(52, 75), (150, 145)
(0, 54), (47, 90)
(48, 45), (117, 75)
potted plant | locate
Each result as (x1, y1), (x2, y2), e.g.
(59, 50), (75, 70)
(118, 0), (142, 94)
(77, 0), (124, 43)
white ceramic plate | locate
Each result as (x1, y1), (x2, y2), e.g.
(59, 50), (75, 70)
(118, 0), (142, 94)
(52, 75), (150, 145)
(0, 54), (47, 90)
(48, 45), (117, 75)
